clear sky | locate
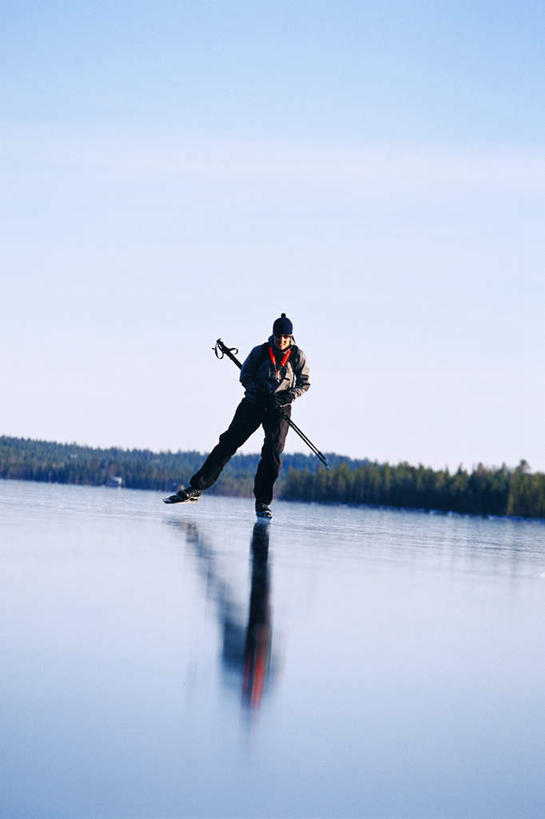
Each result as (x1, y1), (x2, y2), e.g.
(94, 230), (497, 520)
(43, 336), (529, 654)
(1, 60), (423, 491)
(2, 1), (544, 471)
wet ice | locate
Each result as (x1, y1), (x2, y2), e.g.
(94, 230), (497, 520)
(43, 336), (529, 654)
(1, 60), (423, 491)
(0, 480), (544, 818)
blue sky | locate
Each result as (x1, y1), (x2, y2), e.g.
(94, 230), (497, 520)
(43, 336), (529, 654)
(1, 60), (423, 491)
(1, 1), (544, 471)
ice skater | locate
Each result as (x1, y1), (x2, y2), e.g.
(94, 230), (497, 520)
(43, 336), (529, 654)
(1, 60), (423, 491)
(163, 313), (310, 519)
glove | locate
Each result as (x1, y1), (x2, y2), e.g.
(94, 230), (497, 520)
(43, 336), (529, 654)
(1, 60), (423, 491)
(273, 390), (296, 407)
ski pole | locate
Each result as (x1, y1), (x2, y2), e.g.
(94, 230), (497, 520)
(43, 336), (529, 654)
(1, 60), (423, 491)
(213, 338), (329, 469)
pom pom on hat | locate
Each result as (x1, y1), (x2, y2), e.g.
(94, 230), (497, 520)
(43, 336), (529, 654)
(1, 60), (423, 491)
(272, 312), (293, 336)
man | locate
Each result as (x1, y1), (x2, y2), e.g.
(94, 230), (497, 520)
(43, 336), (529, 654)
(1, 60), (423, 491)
(163, 313), (310, 519)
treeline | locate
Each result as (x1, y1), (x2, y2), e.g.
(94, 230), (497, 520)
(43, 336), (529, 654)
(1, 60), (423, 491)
(0, 435), (362, 496)
(1, 435), (543, 519)
(0, 436), (201, 491)
(282, 460), (545, 519)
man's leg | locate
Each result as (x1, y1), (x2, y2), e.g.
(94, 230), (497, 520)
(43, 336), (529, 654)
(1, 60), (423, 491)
(191, 399), (262, 491)
(253, 407), (291, 505)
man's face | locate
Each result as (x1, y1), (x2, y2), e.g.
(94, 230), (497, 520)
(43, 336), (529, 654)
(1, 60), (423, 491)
(274, 334), (292, 351)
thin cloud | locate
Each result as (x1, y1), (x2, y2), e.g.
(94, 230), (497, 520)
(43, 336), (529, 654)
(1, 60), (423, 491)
(2, 125), (545, 192)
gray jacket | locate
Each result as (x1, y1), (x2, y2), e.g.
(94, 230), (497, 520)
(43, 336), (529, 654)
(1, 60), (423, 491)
(240, 337), (311, 405)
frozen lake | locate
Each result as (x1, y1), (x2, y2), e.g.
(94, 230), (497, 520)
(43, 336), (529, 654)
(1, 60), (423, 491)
(1, 479), (544, 818)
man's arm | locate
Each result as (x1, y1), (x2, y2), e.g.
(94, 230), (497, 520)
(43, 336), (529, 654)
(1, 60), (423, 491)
(240, 345), (270, 393)
(291, 348), (311, 400)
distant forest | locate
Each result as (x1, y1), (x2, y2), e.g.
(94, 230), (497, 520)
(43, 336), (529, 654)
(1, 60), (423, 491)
(1, 435), (543, 519)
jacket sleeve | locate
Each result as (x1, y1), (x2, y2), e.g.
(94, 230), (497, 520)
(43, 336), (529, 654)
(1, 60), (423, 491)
(240, 345), (265, 392)
(292, 348), (311, 399)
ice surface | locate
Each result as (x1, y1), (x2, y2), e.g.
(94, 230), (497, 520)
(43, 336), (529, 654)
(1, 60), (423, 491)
(0, 480), (544, 818)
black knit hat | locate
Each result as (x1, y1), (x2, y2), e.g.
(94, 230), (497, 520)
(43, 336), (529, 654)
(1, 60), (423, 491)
(272, 312), (293, 336)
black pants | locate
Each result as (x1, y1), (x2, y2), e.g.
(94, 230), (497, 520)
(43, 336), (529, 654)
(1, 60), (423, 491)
(190, 398), (291, 504)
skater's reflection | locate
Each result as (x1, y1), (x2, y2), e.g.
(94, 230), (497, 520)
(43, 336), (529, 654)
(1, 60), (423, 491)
(242, 523), (271, 708)
(169, 519), (275, 709)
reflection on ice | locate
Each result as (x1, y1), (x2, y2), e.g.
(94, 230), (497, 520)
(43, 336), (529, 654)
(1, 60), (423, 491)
(1, 482), (544, 819)
(242, 523), (272, 708)
(168, 519), (276, 710)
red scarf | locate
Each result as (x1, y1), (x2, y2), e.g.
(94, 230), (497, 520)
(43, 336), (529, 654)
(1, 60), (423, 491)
(268, 345), (291, 378)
